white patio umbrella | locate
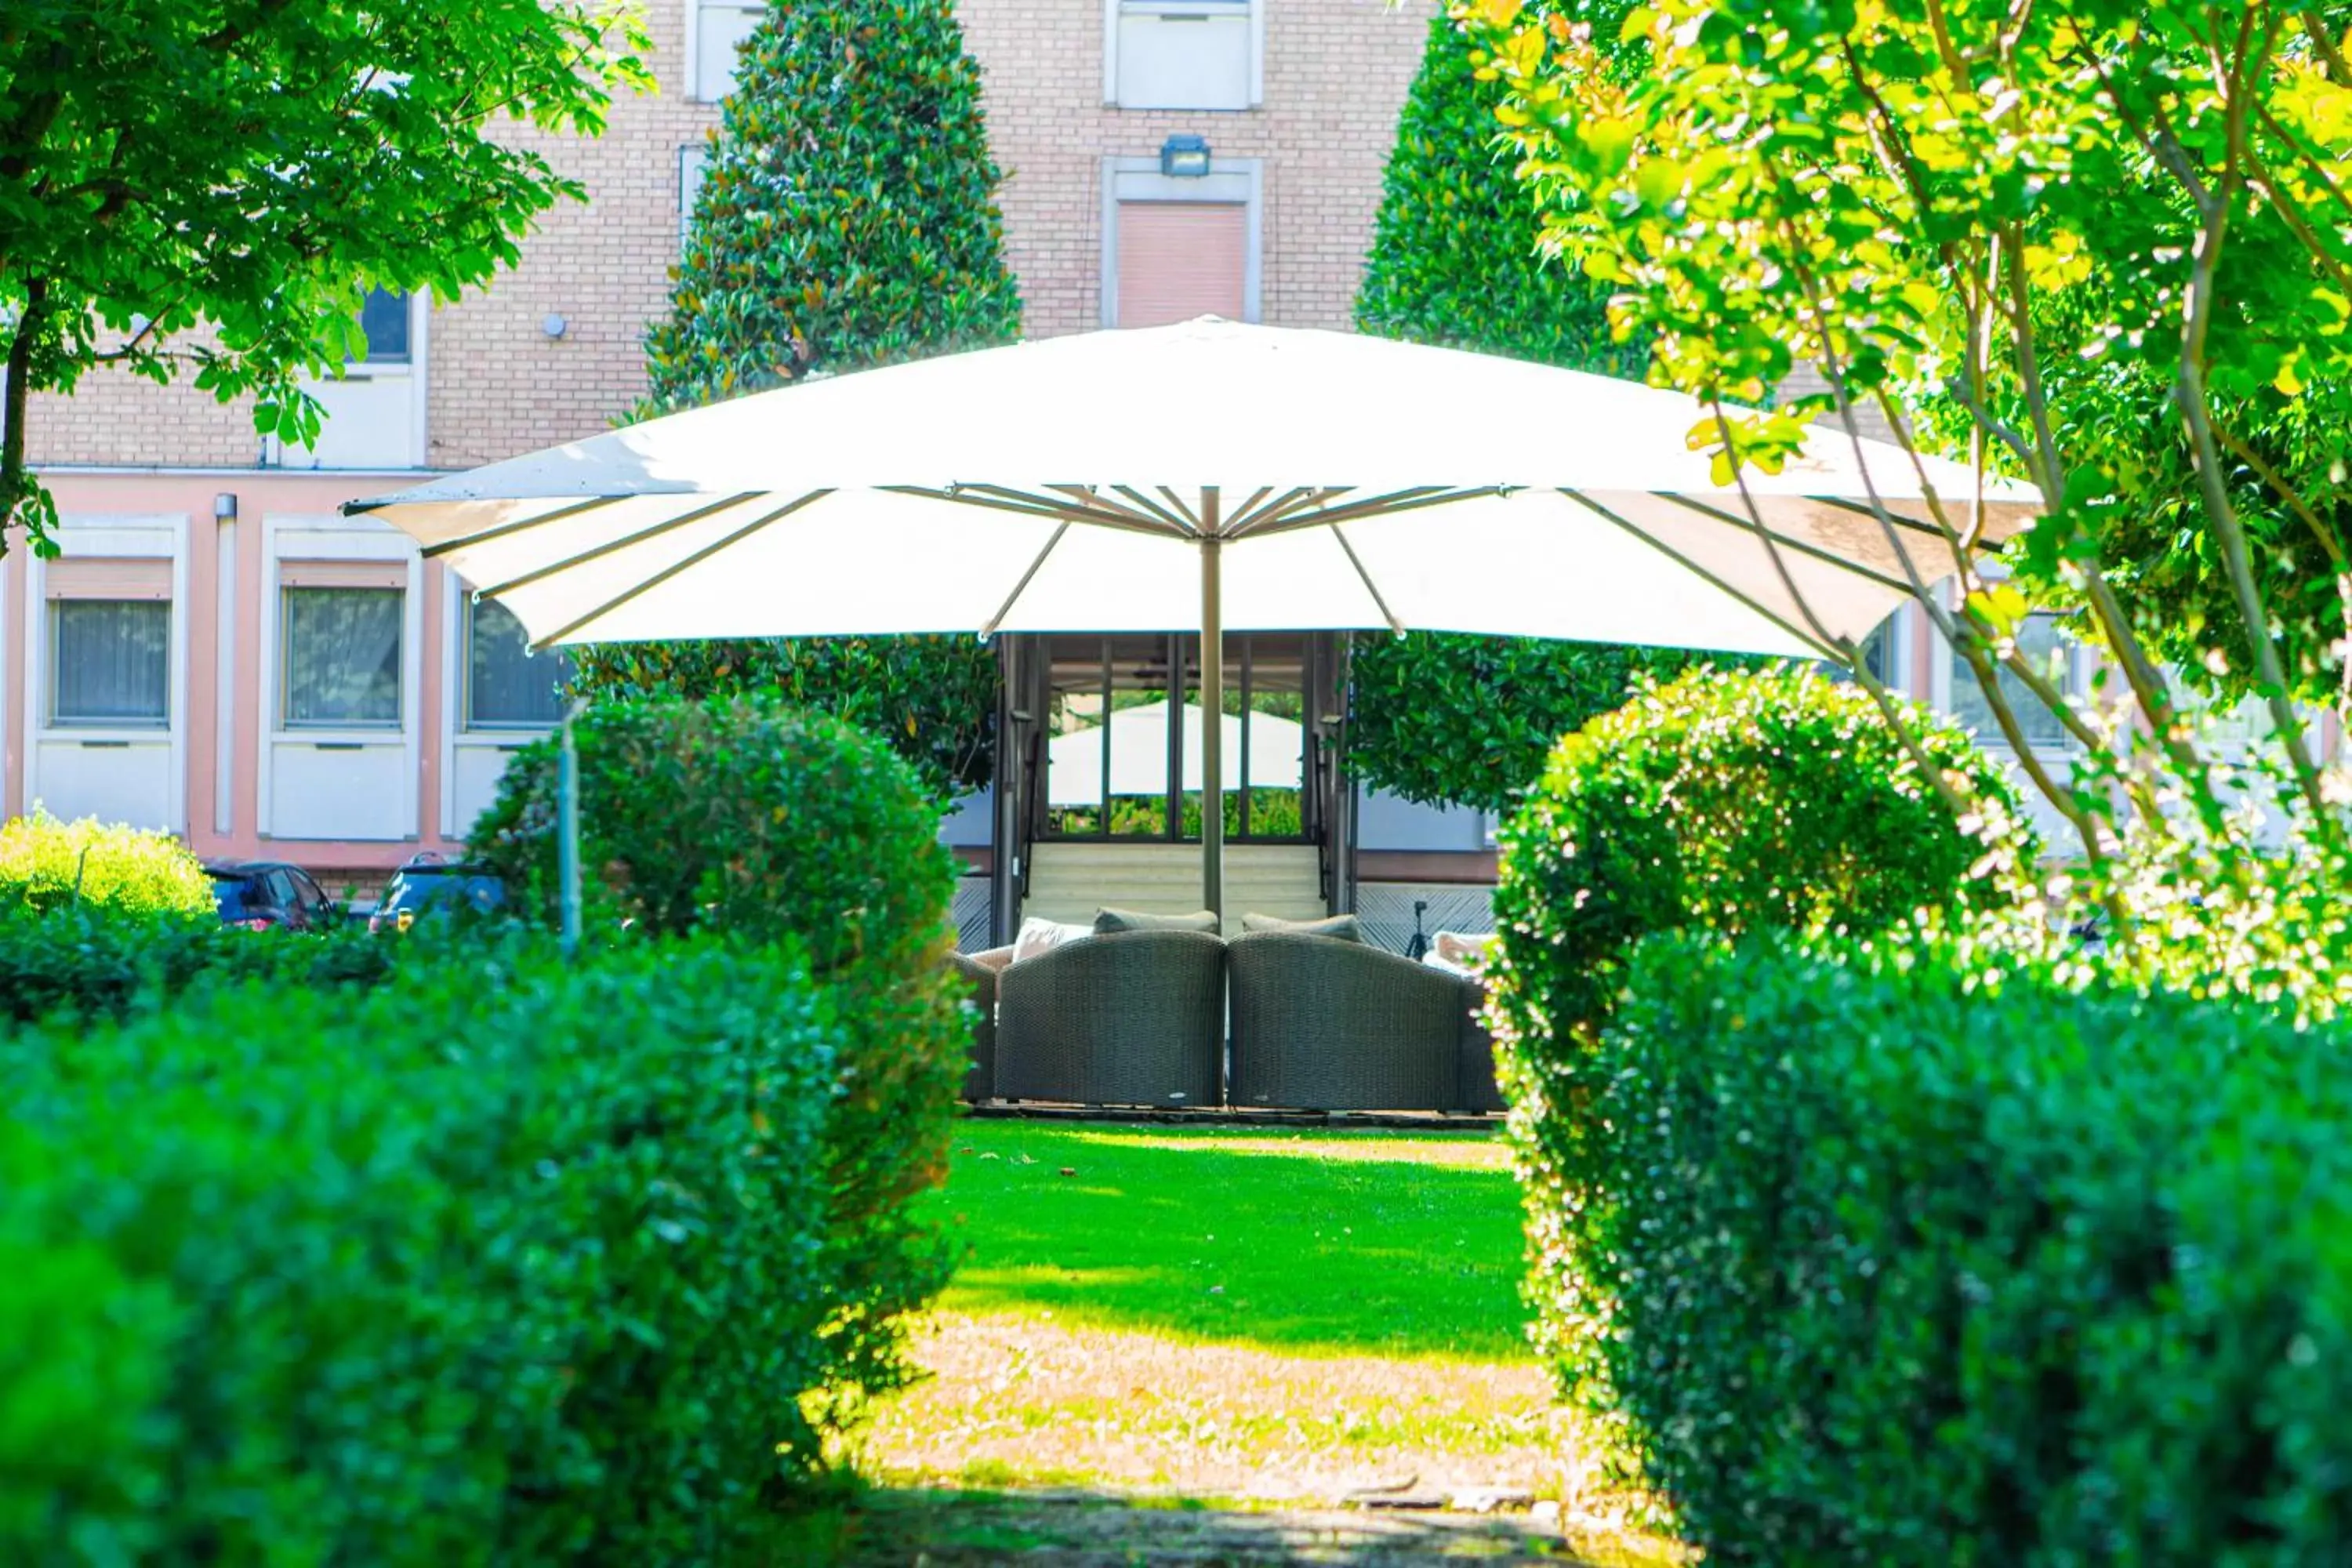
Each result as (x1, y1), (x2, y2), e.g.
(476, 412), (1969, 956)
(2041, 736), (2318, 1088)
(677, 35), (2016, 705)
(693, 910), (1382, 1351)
(349, 318), (2038, 918)
(1048, 701), (1305, 807)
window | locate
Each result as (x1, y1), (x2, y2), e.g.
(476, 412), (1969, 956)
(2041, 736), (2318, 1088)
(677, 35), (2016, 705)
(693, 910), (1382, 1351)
(1102, 160), (1263, 328)
(1108, 0), (1258, 111)
(695, 0), (764, 100)
(1950, 611), (2078, 753)
(50, 600), (170, 728)
(466, 598), (572, 728)
(358, 288), (411, 365)
(283, 586), (404, 728)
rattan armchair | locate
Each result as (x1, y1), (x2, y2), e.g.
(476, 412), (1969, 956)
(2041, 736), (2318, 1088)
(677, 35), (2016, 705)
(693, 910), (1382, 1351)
(949, 947), (1012, 1102)
(994, 930), (1226, 1107)
(1227, 931), (1490, 1112)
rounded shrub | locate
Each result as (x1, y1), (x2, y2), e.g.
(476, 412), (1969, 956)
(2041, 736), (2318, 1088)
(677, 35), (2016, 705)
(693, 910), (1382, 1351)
(1487, 665), (2029, 1379)
(0, 811), (212, 920)
(470, 695), (968, 1399)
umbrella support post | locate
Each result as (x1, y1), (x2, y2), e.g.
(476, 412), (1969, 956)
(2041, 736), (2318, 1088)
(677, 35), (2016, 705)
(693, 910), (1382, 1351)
(1199, 501), (1224, 927)
(559, 699), (583, 960)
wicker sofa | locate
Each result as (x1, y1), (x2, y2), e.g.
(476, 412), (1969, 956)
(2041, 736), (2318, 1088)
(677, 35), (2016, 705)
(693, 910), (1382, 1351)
(949, 949), (1005, 1102)
(988, 928), (1226, 1107)
(1227, 931), (1497, 1113)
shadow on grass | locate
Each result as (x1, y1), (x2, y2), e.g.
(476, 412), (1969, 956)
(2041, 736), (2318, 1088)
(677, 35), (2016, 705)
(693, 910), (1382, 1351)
(929, 1122), (1530, 1363)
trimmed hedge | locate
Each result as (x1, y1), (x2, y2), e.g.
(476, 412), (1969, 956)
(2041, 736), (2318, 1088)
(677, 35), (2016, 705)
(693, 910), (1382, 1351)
(1488, 666), (2027, 1382)
(1, 935), (843, 1563)
(0, 906), (398, 1027)
(1570, 936), (2352, 1565)
(0, 811), (213, 920)
(471, 695), (967, 1399)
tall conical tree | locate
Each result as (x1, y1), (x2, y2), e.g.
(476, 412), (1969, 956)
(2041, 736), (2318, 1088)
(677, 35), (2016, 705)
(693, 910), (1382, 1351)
(571, 0), (1023, 799)
(1346, 11), (1726, 815)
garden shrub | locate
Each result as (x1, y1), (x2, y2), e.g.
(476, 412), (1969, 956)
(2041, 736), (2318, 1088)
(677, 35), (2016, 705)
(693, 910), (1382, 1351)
(1487, 664), (2027, 1376)
(0, 934), (844, 1563)
(1570, 935), (2352, 1565)
(0, 810), (212, 920)
(470, 694), (968, 1399)
(0, 905), (400, 1027)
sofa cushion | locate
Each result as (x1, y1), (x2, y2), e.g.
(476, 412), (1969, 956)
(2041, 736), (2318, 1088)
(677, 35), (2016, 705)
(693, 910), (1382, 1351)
(1240, 911), (1367, 944)
(1093, 906), (1221, 935)
(1011, 915), (1093, 964)
(1421, 929), (1496, 978)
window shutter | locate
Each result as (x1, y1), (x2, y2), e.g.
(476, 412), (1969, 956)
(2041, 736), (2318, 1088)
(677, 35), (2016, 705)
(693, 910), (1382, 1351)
(279, 561), (407, 590)
(45, 559), (171, 601)
(1115, 201), (1247, 328)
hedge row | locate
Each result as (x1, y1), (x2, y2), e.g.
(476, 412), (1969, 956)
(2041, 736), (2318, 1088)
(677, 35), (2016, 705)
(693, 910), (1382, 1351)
(1, 935), (844, 1563)
(0, 906), (397, 1027)
(1561, 935), (2352, 1565)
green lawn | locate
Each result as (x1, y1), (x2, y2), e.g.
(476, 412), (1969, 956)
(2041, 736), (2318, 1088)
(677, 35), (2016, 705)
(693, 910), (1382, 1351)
(927, 1120), (1530, 1362)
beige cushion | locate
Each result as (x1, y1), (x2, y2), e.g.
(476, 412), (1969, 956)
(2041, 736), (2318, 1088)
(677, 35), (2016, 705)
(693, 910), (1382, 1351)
(1423, 930), (1496, 977)
(1011, 916), (1093, 964)
(1240, 911), (1366, 944)
(1093, 906), (1220, 935)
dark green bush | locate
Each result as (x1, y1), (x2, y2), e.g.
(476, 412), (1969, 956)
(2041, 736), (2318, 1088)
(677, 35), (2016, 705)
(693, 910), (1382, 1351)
(1488, 665), (2028, 1378)
(470, 695), (967, 1399)
(1570, 935), (2352, 1565)
(0, 905), (400, 1026)
(0, 935), (843, 1563)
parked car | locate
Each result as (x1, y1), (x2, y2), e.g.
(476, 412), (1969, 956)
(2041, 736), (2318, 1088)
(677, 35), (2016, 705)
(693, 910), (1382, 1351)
(369, 855), (507, 934)
(205, 860), (343, 932)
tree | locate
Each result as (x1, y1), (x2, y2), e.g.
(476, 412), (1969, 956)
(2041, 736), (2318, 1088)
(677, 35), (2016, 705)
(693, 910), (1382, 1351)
(1347, 9), (1718, 811)
(0, 1), (651, 559)
(572, 0), (1022, 794)
(1468, 0), (2352, 1003)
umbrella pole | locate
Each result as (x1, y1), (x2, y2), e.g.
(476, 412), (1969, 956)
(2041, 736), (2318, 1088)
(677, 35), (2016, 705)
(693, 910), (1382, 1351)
(1198, 495), (1224, 927)
(558, 698), (583, 960)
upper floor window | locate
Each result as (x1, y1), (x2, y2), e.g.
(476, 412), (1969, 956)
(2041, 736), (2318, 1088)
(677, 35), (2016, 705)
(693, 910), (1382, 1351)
(694, 0), (764, 100)
(1107, 0), (1259, 111)
(679, 145), (711, 254)
(466, 598), (572, 729)
(358, 288), (412, 365)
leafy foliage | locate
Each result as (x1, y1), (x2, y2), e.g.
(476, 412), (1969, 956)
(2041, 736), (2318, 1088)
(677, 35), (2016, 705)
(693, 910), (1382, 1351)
(1347, 10), (1713, 810)
(568, 634), (997, 799)
(1347, 637), (1719, 812)
(0, 933), (845, 1561)
(1573, 935), (2352, 1563)
(470, 695), (969, 1399)
(0, 905), (396, 1027)
(0, 811), (213, 919)
(1486, 666), (2030, 1377)
(0, 0), (651, 557)
(597, 0), (1023, 782)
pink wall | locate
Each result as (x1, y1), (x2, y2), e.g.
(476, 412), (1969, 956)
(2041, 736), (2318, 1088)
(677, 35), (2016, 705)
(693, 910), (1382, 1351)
(10, 470), (478, 880)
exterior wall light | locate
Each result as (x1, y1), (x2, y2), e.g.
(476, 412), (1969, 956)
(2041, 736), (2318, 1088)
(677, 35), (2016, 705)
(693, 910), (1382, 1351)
(542, 313), (569, 339)
(213, 492), (238, 523)
(1160, 134), (1211, 178)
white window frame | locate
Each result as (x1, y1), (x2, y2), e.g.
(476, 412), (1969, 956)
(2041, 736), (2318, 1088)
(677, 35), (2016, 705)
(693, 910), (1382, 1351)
(687, 0), (766, 101)
(1102, 0), (1264, 110)
(1099, 157), (1264, 329)
(1928, 580), (2091, 763)
(679, 143), (710, 254)
(440, 576), (566, 837)
(256, 514), (423, 840)
(263, 291), (430, 470)
(20, 515), (191, 832)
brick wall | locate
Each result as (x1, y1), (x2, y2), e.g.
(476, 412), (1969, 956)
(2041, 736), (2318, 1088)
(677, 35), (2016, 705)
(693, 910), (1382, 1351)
(27, 0), (1431, 474)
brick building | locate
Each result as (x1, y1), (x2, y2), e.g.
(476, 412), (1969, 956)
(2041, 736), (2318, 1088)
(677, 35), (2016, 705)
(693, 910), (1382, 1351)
(2, 0), (1436, 893)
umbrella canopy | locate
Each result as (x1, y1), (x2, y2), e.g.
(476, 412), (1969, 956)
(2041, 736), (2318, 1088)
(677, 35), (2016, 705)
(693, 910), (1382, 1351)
(349, 318), (2041, 916)
(1048, 701), (1305, 807)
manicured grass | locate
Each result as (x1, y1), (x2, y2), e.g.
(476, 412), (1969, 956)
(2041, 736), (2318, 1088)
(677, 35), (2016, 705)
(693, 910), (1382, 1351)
(929, 1120), (1530, 1363)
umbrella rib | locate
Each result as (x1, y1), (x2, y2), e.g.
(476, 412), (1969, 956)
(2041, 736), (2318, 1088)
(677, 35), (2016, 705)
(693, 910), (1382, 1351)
(1045, 485), (1161, 528)
(1241, 487), (1496, 539)
(1559, 490), (1839, 658)
(981, 522), (1073, 638)
(891, 484), (1190, 539)
(1324, 524), (1405, 634)
(524, 490), (831, 651)
(1802, 495), (1959, 544)
(409, 495), (634, 559)
(1223, 486), (1334, 537)
(1156, 488), (1204, 532)
(1109, 485), (1202, 535)
(467, 492), (771, 598)
(1645, 493), (1918, 593)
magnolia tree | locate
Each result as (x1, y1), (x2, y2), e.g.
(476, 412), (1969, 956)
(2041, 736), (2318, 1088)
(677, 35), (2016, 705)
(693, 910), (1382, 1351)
(568, 0), (1020, 796)
(1463, 0), (2352, 1011)
(0, 1), (652, 559)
